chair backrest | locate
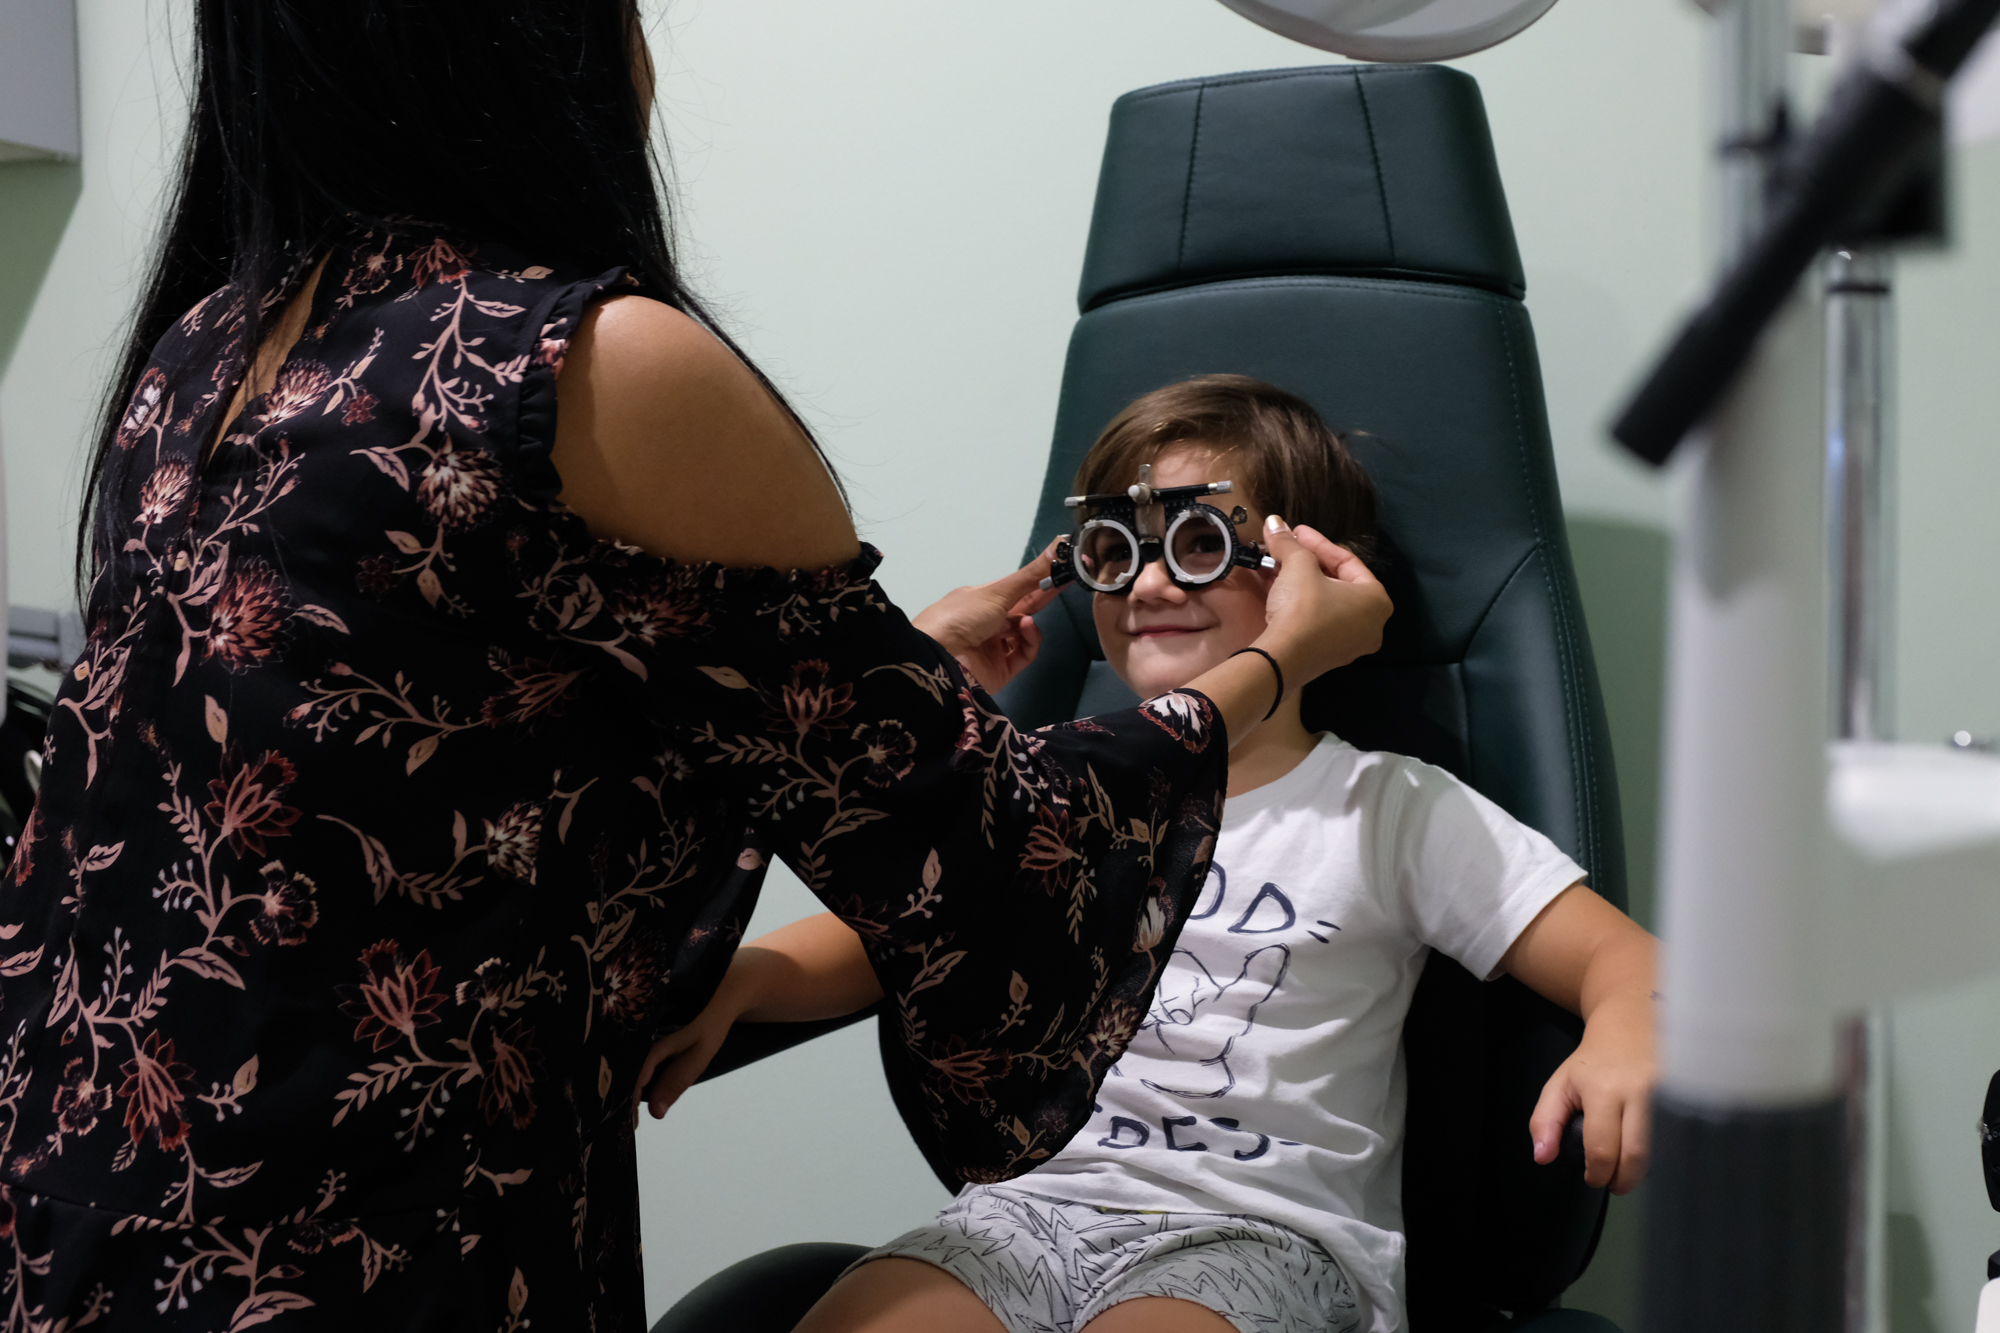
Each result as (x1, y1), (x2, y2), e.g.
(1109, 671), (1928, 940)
(994, 64), (1625, 1329)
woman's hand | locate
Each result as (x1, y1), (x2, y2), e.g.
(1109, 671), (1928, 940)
(911, 543), (1062, 694)
(1177, 517), (1392, 749)
(1254, 517), (1392, 686)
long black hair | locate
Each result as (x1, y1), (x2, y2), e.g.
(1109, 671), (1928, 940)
(80, 0), (819, 594)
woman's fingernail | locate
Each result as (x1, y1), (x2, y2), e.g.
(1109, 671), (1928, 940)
(1265, 514), (1289, 535)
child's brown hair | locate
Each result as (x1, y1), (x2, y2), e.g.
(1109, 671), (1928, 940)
(1074, 375), (1379, 567)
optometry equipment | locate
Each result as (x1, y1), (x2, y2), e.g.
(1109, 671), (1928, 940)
(1212, 0), (1559, 62)
(1598, 0), (2000, 1330)
(1038, 464), (1277, 595)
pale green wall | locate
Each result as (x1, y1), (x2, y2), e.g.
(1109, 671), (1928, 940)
(7, 1), (2000, 1328)
(0, 0), (186, 607)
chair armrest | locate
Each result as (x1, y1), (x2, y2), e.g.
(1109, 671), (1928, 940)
(694, 1004), (883, 1084)
(650, 1241), (870, 1333)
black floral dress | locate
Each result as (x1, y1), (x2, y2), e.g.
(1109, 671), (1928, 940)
(0, 226), (1225, 1331)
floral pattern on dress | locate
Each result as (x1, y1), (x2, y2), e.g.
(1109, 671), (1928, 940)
(0, 225), (1226, 1330)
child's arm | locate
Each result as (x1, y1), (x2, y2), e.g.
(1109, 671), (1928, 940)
(636, 913), (883, 1119)
(1497, 884), (1658, 1195)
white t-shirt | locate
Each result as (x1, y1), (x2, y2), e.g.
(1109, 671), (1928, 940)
(1023, 735), (1584, 1333)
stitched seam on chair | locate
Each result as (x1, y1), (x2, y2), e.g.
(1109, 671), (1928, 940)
(1115, 64), (1435, 108)
(1509, 307), (1596, 875)
(1457, 546), (1594, 868)
(1457, 546), (1539, 663)
(1456, 548), (1539, 809)
(1083, 266), (1524, 311)
(1493, 311), (1569, 841)
(1177, 84), (1208, 274)
(1494, 301), (1598, 880)
(1352, 75), (1398, 259)
(1099, 275), (1515, 310)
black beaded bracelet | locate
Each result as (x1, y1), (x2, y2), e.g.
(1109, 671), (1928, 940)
(1230, 647), (1285, 721)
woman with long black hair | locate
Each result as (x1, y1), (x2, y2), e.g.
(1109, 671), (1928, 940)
(3, 3), (1390, 1327)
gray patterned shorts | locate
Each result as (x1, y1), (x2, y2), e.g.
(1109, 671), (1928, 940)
(852, 1182), (1361, 1333)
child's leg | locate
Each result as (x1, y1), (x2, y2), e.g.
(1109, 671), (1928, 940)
(795, 1258), (1006, 1333)
(1079, 1297), (1236, 1333)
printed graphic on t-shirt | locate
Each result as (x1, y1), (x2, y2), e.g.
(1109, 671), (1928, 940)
(1092, 861), (1330, 1162)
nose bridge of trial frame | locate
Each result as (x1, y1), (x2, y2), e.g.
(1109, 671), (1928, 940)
(1068, 463), (1246, 537)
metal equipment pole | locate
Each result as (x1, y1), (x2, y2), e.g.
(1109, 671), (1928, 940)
(1641, 0), (1848, 1326)
(1826, 247), (1896, 746)
(1826, 244), (1895, 1333)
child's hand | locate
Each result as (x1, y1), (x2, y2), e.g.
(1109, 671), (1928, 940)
(634, 963), (759, 1119)
(912, 542), (1063, 693)
(1501, 884), (1658, 1194)
(635, 917), (882, 1119)
(1529, 990), (1655, 1193)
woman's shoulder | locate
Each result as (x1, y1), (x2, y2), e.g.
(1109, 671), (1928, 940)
(566, 294), (774, 426)
(548, 295), (856, 570)
(302, 225), (854, 571)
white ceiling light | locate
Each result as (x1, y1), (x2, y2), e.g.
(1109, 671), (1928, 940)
(1214, 0), (1561, 62)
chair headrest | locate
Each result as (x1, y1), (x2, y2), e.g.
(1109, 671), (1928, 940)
(1078, 64), (1527, 311)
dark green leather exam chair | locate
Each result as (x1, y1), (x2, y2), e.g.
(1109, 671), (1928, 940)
(657, 64), (1626, 1333)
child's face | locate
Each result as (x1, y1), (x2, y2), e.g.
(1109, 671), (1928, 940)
(1092, 447), (1273, 700)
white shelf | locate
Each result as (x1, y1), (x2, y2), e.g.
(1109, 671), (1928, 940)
(0, 0), (79, 163)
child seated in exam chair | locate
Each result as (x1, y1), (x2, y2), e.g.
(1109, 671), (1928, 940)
(639, 375), (1659, 1333)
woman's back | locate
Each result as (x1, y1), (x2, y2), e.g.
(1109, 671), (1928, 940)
(9, 225), (761, 1322)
